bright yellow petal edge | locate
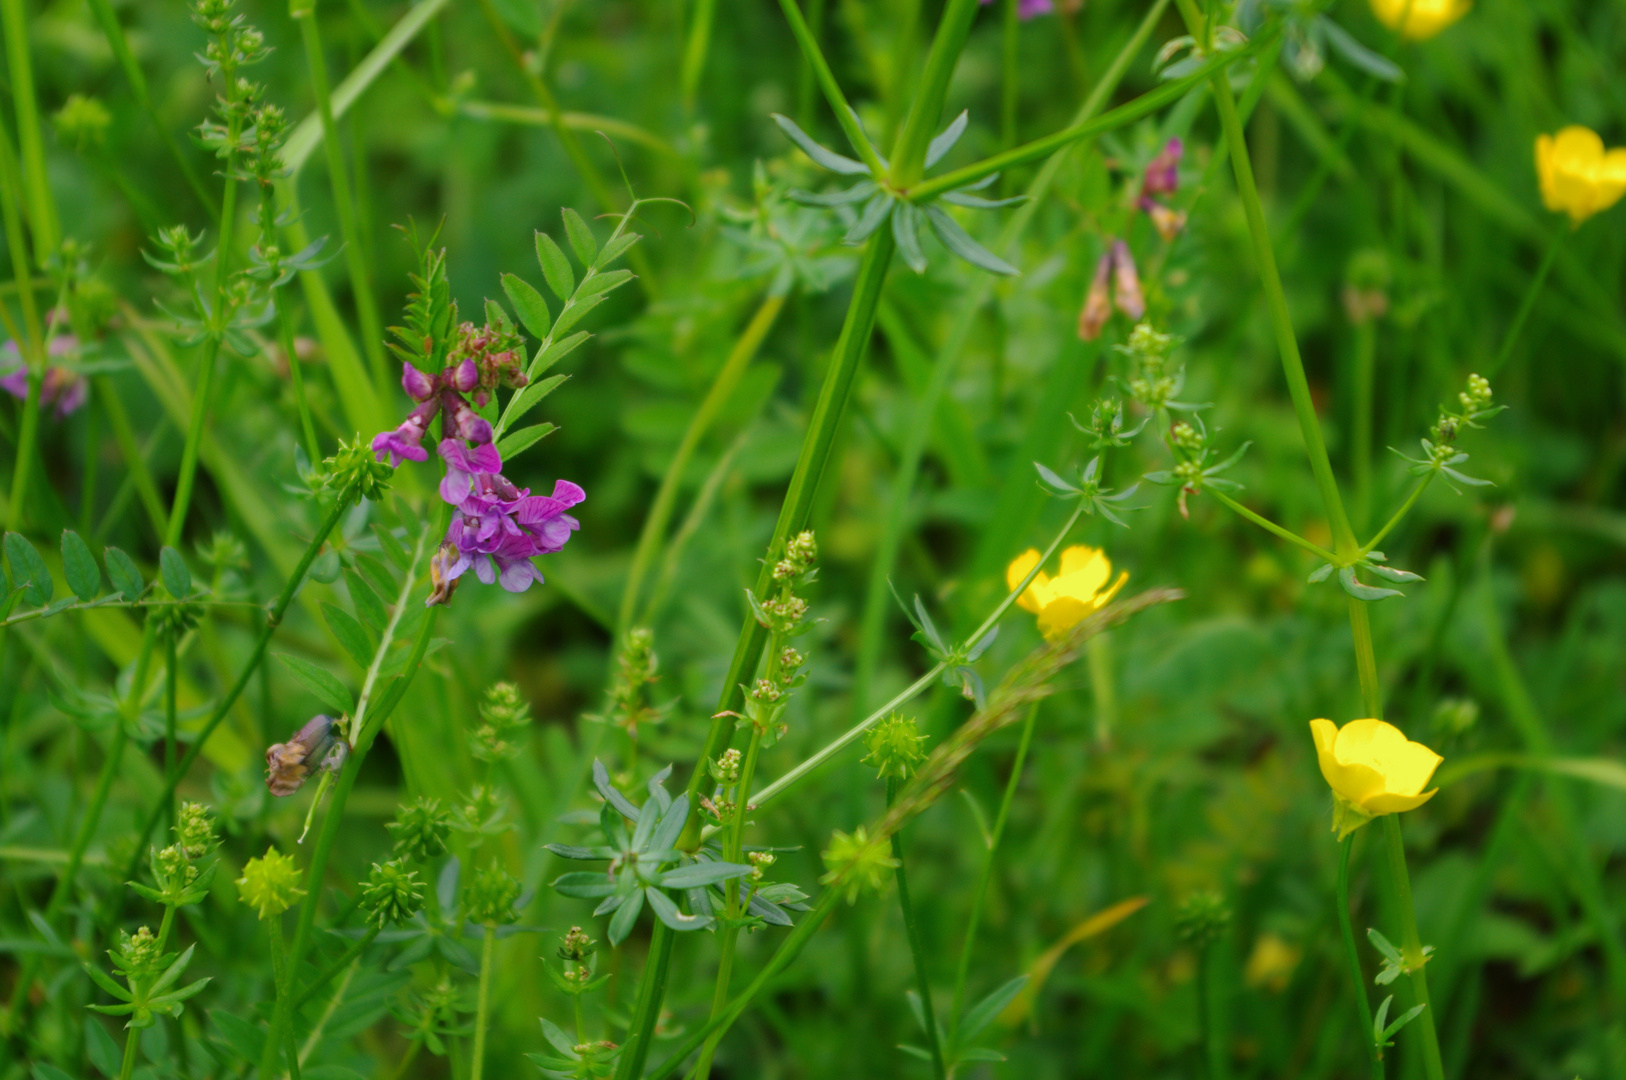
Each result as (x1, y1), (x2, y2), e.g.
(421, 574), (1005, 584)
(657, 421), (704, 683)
(1308, 718), (1442, 833)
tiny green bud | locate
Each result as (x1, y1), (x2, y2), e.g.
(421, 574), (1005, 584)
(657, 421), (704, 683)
(1174, 891), (1232, 948)
(387, 796), (452, 863)
(321, 435), (394, 502)
(819, 826), (899, 903)
(861, 713), (929, 781)
(175, 801), (218, 860)
(362, 859), (426, 928)
(558, 925), (596, 963)
(237, 847), (305, 920)
(464, 863), (521, 926)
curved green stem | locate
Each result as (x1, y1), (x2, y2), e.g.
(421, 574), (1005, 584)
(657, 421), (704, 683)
(1485, 224), (1564, 379)
(889, 774), (945, 1080)
(772, 0), (887, 177)
(1361, 475), (1432, 556)
(1337, 834), (1382, 1080)
(1208, 489), (1340, 564)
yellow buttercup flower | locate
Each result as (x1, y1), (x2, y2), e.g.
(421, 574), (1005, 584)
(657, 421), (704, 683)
(1369, 0), (1470, 40)
(1006, 545), (1128, 642)
(1536, 126), (1626, 226)
(1309, 718), (1442, 838)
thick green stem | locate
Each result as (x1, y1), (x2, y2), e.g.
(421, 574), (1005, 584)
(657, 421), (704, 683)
(888, 0), (979, 185)
(1337, 834), (1382, 1080)
(1208, 68), (1356, 554)
(888, 774), (945, 1079)
(1, 0), (59, 258)
(117, 1018), (141, 1080)
(165, 636), (179, 831)
(1378, 816), (1445, 1080)
(471, 925), (496, 1080)
(1484, 225), (1564, 379)
(1001, 0), (1019, 152)
(948, 703), (1035, 1038)
(296, 0), (389, 390)
(618, 292), (785, 634)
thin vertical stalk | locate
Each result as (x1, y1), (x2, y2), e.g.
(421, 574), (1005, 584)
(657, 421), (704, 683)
(165, 636), (179, 832)
(1001, 0), (1020, 151)
(1196, 945), (1220, 1080)
(888, 0), (980, 186)
(0, 109), (45, 531)
(84, 0), (217, 215)
(681, 0), (720, 108)
(948, 704), (1036, 1040)
(1337, 834), (1382, 1080)
(1484, 225), (1564, 379)
(1, 0), (60, 258)
(889, 774), (946, 1080)
(471, 925), (497, 1080)
(617, 292), (785, 634)
(1378, 816), (1445, 1080)
(1351, 318), (1375, 532)
(295, 0), (388, 388)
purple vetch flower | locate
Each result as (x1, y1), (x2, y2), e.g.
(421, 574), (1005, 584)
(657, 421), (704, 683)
(1141, 138), (1184, 197)
(449, 357), (479, 394)
(437, 438), (504, 504)
(438, 475), (584, 597)
(371, 397), (439, 467)
(1110, 240), (1145, 321)
(979, 0), (1053, 17)
(1078, 250), (1114, 341)
(1, 337), (89, 419)
(402, 361), (438, 402)
(442, 390), (493, 445)
(1140, 199), (1188, 241)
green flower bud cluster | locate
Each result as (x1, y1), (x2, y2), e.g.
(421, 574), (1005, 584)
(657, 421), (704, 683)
(861, 713), (929, 781)
(820, 826), (899, 904)
(111, 926), (161, 978)
(464, 863), (522, 926)
(708, 747), (743, 785)
(362, 858), (426, 928)
(236, 846), (305, 920)
(54, 94), (111, 148)
(453, 784), (512, 844)
(1174, 890), (1232, 949)
(473, 681), (533, 762)
(176, 802), (219, 860)
(747, 850), (776, 882)
(587, 627), (667, 746)
(321, 435), (395, 503)
(387, 796), (453, 863)
(557, 925), (596, 964)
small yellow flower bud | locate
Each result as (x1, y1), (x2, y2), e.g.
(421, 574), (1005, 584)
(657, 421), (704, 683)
(1309, 719), (1443, 839)
(237, 847), (305, 920)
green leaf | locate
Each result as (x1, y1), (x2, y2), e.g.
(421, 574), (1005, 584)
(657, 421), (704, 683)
(925, 109), (968, 168)
(500, 273), (552, 339)
(552, 872), (619, 899)
(59, 531), (100, 601)
(958, 975), (1028, 1044)
(658, 861), (753, 889)
(534, 231), (575, 301)
(275, 653), (356, 716)
(84, 1013), (123, 1078)
(34, 1063), (80, 1080)
(159, 546), (191, 598)
(1339, 565), (1404, 602)
(787, 180), (877, 207)
(554, 292), (607, 336)
(4, 532), (52, 606)
(892, 202), (927, 274)
(607, 889), (644, 944)
(562, 207), (597, 266)
(504, 375), (568, 430)
(344, 568), (389, 632)
(373, 526), (410, 572)
(495, 423), (557, 462)
(323, 602), (377, 669)
(104, 546), (144, 600)
(594, 231), (641, 271)
(769, 113), (870, 175)
(529, 330), (590, 381)
(352, 551), (398, 604)
(575, 268), (635, 299)
(1366, 928), (1404, 966)
(209, 1008), (265, 1063)
(845, 193), (895, 244)
(1381, 1001), (1428, 1040)
(644, 886), (711, 932)
(924, 205), (1020, 276)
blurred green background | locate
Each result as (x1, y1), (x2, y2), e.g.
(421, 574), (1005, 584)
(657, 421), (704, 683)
(2, 0), (1624, 1076)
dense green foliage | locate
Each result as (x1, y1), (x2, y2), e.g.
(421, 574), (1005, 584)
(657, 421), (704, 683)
(1, 0), (1623, 1078)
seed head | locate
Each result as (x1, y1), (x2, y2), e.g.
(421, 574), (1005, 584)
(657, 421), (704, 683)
(387, 796), (452, 863)
(362, 859), (426, 928)
(861, 713), (929, 781)
(237, 847), (305, 920)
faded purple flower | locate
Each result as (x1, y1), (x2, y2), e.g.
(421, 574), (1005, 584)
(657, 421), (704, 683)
(1078, 250), (1114, 341)
(442, 391), (493, 446)
(372, 397), (439, 467)
(1111, 240), (1145, 321)
(2, 337), (88, 419)
(449, 358), (479, 393)
(1142, 138), (1184, 197)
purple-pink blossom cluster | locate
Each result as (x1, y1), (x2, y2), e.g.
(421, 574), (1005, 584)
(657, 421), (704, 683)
(1078, 139), (1185, 341)
(370, 320), (582, 605)
(1, 336), (88, 420)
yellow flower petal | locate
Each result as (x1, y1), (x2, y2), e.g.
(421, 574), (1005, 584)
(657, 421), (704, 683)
(1369, 0), (1470, 39)
(1364, 787), (1439, 814)
(1310, 719), (1389, 808)
(1006, 549), (1051, 614)
(1036, 596), (1091, 641)
(1052, 545), (1112, 607)
(1097, 569), (1130, 608)
(1537, 126), (1626, 225)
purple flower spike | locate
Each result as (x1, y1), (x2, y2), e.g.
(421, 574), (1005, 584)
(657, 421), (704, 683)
(442, 391), (494, 446)
(402, 362), (437, 402)
(1142, 138), (1184, 197)
(371, 397), (439, 467)
(437, 438), (504, 504)
(50, 371), (88, 419)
